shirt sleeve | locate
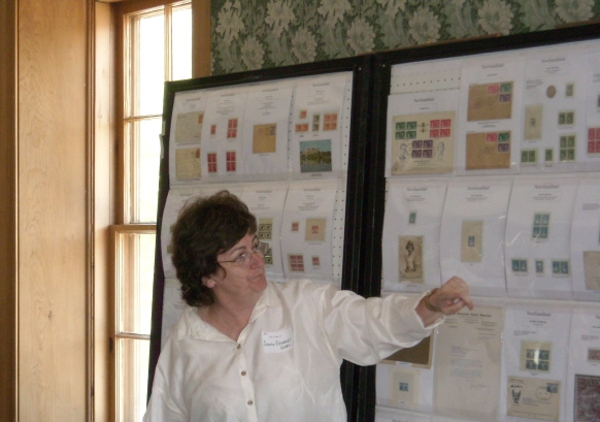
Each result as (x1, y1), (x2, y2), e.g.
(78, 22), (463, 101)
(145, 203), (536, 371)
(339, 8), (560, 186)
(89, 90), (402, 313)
(317, 283), (444, 366)
(142, 339), (189, 422)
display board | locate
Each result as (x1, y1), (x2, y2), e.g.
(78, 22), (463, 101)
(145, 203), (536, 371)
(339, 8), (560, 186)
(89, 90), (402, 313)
(147, 56), (375, 420)
(148, 22), (600, 422)
(368, 23), (600, 422)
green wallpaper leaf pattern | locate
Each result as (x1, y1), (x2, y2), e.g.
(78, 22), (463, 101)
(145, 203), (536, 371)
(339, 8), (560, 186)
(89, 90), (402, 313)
(210, 0), (600, 75)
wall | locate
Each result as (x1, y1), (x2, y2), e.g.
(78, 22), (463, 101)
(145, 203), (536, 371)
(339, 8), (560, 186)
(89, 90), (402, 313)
(0, 0), (17, 419)
(209, 0), (600, 75)
(0, 0), (92, 420)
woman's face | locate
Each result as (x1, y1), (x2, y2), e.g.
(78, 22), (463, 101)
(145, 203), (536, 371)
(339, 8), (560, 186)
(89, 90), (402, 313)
(204, 232), (267, 303)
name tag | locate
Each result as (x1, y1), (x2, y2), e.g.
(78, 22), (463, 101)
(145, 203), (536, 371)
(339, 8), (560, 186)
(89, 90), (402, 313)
(262, 327), (293, 354)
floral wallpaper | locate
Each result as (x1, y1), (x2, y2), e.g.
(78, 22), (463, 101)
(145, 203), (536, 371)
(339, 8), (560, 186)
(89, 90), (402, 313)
(210, 0), (600, 75)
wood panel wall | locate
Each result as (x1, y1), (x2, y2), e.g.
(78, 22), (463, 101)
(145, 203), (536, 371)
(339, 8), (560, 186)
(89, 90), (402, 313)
(0, 1), (210, 420)
(192, 0), (210, 78)
(0, 0), (17, 419)
(14, 0), (90, 420)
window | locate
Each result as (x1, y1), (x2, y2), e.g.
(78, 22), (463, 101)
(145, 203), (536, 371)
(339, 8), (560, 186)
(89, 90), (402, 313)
(112, 225), (156, 421)
(113, 1), (191, 421)
(122, 1), (192, 223)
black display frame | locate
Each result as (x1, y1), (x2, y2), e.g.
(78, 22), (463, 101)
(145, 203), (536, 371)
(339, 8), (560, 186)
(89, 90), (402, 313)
(147, 22), (600, 422)
(147, 54), (376, 421)
(361, 22), (600, 422)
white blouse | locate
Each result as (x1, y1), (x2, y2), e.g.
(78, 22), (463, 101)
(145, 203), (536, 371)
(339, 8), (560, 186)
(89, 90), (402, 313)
(143, 279), (441, 422)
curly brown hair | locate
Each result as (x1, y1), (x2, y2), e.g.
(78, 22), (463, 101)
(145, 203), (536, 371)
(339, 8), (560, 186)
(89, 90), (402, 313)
(170, 190), (257, 307)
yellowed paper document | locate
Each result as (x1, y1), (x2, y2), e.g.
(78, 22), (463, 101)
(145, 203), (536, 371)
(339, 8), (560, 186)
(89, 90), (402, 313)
(252, 123), (277, 153)
(507, 376), (561, 421)
(389, 367), (420, 408)
(304, 218), (326, 242)
(391, 111), (454, 175)
(175, 111), (203, 143)
(465, 131), (511, 170)
(467, 81), (513, 121)
(524, 104), (543, 140)
(584, 251), (600, 290)
(175, 148), (201, 180)
(399, 236), (423, 283)
(434, 306), (503, 420)
(461, 220), (483, 263)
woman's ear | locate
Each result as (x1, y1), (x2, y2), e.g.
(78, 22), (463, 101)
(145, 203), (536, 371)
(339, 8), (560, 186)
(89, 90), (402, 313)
(202, 276), (216, 288)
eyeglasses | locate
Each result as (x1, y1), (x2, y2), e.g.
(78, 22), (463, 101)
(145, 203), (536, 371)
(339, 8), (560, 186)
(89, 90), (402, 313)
(217, 241), (270, 267)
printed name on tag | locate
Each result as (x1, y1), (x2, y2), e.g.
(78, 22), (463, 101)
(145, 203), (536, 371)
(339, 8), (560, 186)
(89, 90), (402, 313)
(262, 327), (293, 354)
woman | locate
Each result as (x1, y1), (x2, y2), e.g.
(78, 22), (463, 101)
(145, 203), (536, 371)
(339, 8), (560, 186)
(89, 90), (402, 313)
(144, 191), (473, 422)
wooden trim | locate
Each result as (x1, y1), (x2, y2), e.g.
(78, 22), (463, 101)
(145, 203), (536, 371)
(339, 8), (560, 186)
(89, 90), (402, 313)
(192, 0), (211, 77)
(115, 332), (151, 341)
(87, 0), (96, 419)
(111, 224), (156, 233)
(113, 0), (183, 15)
(0, 0), (17, 420)
(115, 3), (126, 225)
(94, 2), (117, 421)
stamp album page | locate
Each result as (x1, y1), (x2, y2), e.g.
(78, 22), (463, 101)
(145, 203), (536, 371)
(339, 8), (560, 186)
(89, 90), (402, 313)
(200, 88), (248, 180)
(504, 177), (578, 299)
(521, 46), (587, 173)
(386, 90), (458, 176)
(500, 303), (571, 422)
(570, 177), (600, 301)
(434, 303), (504, 421)
(169, 90), (209, 185)
(376, 324), (436, 414)
(381, 180), (447, 294)
(439, 178), (511, 297)
(280, 180), (339, 284)
(240, 82), (293, 178)
(583, 51), (600, 170)
(290, 72), (351, 179)
(566, 307), (600, 422)
(456, 54), (524, 174)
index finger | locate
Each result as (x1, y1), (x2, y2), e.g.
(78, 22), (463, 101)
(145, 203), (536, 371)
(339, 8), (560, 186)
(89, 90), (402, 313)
(459, 292), (474, 311)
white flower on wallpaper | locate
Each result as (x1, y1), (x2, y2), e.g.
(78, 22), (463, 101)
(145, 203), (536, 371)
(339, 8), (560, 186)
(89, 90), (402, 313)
(266, 0), (295, 38)
(443, 0), (479, 39)
(291, 27), (318, 64)
(376, 0), (410, 47)
(376, 0), (406, 18)
(555, 0), (594, 23)
(215, 0), (245, 43)
(409, 6), (441, 44)
(241, 36), (265, 70)
(317, 0), (352, 28)
(347, 17), (376, 55)
(478, 0), (514, 35)
(520, 0), (556, 30)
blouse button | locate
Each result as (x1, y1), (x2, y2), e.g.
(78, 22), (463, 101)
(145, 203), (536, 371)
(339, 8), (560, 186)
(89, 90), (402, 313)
(241, 371), (247, 376)
(237, 344), (241, 350)
(247, 400), (253, 406)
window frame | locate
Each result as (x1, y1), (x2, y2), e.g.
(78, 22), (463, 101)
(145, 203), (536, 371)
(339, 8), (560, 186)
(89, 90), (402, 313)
(110, 1), (197, 420)
(110, 224), (156, 422)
